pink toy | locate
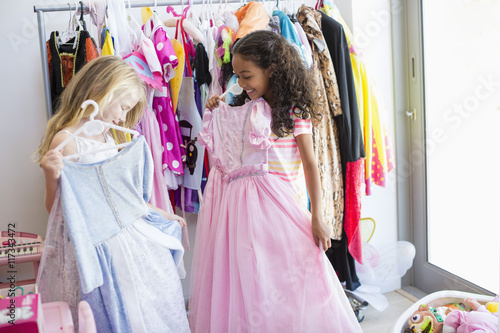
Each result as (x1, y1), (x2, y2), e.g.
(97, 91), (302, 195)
(0, 293), (43, 332)
(443, 299), (498, 333)
(42, 301), (74, 332)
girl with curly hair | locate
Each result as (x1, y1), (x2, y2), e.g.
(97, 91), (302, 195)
(207, 29), (329, 249)
(189, 30), (362, 332)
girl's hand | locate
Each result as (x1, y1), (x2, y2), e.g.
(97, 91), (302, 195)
(40, 149), (64, 180)
(166, 212), (187, 228)
(147, 203), (187, 227)
(311, 215), (332, 251)
(205, 95), (222, 111)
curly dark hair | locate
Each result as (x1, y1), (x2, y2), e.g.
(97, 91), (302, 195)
(230, 30), (321, 137)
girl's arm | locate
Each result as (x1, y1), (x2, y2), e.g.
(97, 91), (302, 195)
(296, 134), (332, 251)
(41, 149), (64, 212)
(146, 203), (187, 227)
(40, 132), (77, 212)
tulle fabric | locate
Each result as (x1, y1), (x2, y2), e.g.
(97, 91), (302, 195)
(37, 189), (81, 323)
(82, 219), (189, 333)
(189, 169), (362, 332)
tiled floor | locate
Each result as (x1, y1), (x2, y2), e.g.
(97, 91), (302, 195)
(359, 289), (420, 333)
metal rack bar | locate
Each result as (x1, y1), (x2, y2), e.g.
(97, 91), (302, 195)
(33, 0), (225, 12)
(36, 9), (52, 120)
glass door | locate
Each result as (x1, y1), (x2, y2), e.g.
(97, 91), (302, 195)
(406, 0), (500, 294)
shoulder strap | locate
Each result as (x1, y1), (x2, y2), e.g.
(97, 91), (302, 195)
(175, 17), (193, 77)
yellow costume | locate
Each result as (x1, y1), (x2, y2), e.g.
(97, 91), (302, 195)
(320, 0), (394, 195)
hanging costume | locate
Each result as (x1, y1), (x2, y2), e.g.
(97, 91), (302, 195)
(124, 24), (177, 212)
(143, 17), (186, 179)
(320, 11), (365, 264)
(273, 10), (306, 64)
(47, 30), (99, 112)
(189, 98), (362, 332)
(234, 1), (269, 39)
(319, 0), (395, 195)
(297, 5), (344, 239)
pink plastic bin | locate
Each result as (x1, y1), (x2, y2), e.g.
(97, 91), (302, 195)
(42, 301), (74, 332)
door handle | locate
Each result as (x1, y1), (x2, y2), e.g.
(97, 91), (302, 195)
(406, 108), (416, 121)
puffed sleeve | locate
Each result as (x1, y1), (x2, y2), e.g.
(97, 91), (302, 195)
(153, 27), (179, 82)
(248, 99), (272, 149)
(141, 37), (163, 75)
(198, 108), (214, 153)
(291, 108), (313, 137)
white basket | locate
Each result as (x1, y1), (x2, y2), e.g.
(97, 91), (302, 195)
(390, 290), (495, 333)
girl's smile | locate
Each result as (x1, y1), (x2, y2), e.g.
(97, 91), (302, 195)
(232, 54), (273, 104)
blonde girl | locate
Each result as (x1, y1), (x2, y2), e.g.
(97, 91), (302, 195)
(36, 55), (190, 332)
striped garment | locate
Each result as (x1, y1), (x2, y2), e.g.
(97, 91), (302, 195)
(268, 115), (312, 208)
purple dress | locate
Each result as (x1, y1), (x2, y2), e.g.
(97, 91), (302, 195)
(189, 98), (362, 332)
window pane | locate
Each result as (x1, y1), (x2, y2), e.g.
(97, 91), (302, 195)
(422, 0), (500, 293)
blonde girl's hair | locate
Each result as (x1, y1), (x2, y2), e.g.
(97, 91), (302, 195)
(35, 55), (146, 164)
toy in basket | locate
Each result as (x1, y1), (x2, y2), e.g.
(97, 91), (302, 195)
(392, 290), (498, 333)
(405, 302), (465, 333)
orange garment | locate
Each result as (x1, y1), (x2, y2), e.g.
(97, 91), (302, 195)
(47, 30), (99, 112)
(234, 1), (270, 39)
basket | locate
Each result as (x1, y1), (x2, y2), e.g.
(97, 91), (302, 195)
(390, 290), (495, 333)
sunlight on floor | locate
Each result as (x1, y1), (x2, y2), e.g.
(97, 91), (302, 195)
(359, 289), (419, 333)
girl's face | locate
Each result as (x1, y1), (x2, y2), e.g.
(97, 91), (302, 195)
(98, 90), (140, 125)
(232, 54), (273, 104)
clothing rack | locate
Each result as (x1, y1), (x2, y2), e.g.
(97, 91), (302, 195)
(34, 0), (244, 120)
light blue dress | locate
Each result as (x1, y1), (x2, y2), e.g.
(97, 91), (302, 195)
(39, 135), (190, 333)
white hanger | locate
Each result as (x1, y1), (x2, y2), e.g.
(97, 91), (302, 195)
(58, 3), (75, 48)
(219, 82), (243, 99)
(56, 100), (139, 161)
(125, 0), (141, 48)
(71, 0), (83, 49)
(200, 0), (208, 25)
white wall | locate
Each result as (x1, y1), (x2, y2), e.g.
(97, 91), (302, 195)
(350, 0), (400, 292)
(1, 0), (52, 282)
(0, 0), (399, 293)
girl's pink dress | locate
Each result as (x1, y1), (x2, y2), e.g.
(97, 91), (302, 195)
(189, 98), (362, 332)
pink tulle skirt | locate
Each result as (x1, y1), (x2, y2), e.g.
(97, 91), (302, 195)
(189, 168), (362, 332)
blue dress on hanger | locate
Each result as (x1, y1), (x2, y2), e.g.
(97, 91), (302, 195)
(39, 136), (190, 333)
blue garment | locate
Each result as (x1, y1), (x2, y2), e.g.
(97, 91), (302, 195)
(273, 10), (306, 63)
(60, 136), (189, 333)
(226, 73), (239, 105)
